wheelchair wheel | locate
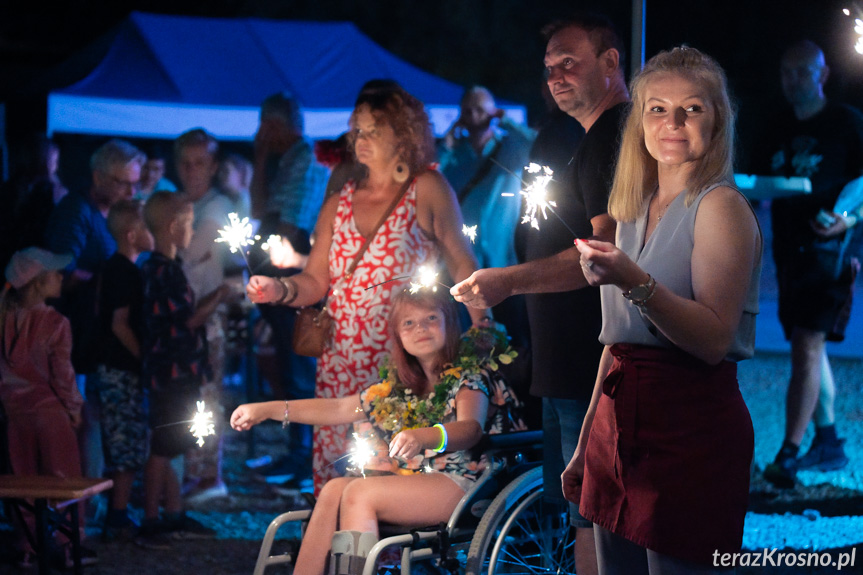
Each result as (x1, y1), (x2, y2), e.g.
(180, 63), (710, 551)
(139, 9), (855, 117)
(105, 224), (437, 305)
(465, 467), (576, 575)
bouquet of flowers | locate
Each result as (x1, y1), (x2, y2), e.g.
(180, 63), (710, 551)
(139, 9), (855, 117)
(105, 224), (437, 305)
(367, 326), (518, 435)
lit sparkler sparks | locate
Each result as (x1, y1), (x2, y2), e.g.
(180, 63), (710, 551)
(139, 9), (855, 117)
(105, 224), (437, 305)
(462, 224), (478, 244)
(348, 433), (375, 478)
(189, 401), (215, 447)
(215, 212), (255, 270)
(410, 265), (440, 293)
(216, 213), (255, 253)
(365, 264), (451, 292)
(260, 234), (285, 258)
(520, 163), (557, 230)
(260, 234), (307, 270)
(843, 6), (863, 54)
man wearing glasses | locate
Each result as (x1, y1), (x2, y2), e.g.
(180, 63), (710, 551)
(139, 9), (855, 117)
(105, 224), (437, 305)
(44, 138), (145, 482)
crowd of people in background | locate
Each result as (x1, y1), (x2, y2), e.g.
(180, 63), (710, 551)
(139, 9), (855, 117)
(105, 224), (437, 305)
(1, 9), (862, 575)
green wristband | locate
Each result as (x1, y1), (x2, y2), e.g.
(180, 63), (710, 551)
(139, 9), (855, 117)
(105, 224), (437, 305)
(433, 423), (448, 452)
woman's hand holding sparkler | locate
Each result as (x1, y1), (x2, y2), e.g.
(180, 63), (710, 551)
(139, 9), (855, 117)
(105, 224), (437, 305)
(574, 239), (649, 293)
(246, 275), (282, 304)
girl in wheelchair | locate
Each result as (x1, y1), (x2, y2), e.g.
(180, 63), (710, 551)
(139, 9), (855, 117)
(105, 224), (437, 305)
(231, 288), (522, 575)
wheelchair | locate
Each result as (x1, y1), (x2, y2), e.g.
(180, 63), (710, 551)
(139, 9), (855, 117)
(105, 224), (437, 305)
(253, 430), (577, 575)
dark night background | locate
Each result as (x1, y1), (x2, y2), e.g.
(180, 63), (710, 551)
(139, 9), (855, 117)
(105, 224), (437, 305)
(2, 0), (863, 177)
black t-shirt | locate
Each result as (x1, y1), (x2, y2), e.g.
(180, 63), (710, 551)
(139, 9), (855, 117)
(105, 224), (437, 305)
(525, 103), (628, 400)
(755, 101), (863, 258)
(98, 252), (144, 372)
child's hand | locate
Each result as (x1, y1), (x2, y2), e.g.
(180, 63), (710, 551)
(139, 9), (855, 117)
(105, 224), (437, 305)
(230, 403), (265, 431)
(246, 276), (280, 304)
(388, 429), (426, 460)
(69, 410), (82, 429)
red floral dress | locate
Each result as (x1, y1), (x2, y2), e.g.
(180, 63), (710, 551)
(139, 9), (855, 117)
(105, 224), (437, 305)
(313, 178), (438, 493)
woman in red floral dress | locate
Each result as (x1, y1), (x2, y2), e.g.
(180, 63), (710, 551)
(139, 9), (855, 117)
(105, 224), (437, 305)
(248, 86), (488, 493)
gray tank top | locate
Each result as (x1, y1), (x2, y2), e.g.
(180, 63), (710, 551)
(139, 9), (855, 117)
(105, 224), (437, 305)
(599, 182), (762, 361)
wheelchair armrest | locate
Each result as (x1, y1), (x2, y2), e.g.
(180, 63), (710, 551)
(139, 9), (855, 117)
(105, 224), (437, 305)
(476, 430), (543, 453)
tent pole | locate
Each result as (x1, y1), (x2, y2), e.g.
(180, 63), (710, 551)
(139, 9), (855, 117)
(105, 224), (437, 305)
(631, 0), (646, 78)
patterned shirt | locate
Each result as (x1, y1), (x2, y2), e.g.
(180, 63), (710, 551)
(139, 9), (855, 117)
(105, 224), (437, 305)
(264, 138), (329, 236)
(141, 252), (207, 392)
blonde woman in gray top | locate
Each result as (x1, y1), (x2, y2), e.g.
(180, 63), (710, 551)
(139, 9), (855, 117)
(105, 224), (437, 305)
(564, 47), (762, 573)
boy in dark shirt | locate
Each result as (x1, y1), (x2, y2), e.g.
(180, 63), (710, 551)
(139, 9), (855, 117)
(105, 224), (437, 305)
(138, 192), (231, 546)
(96, 200), (153, 541)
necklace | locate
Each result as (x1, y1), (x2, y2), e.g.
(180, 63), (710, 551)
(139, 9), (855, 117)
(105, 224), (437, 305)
(652, 192), (672, 222)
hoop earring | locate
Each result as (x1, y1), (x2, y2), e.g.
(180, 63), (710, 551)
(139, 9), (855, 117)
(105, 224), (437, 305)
(393, 161), (409, 184)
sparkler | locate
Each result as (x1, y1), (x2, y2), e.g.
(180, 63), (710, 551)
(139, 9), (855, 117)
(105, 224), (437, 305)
(215, 212), (255, 271)
(519, 163), (557, 230)
(189, 401), (215, 447)
(462, 224), (478, 244)
(514, 163), (577, 236)
(364, 264), (451, 292)
(492, 159), (578, 237)
(843, 5), (863, 54)
(348, 433), (376, 478)
(409, 265), (448, 293)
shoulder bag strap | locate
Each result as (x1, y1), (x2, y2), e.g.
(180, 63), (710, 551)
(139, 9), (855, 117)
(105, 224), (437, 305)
(456, 138), (504, 204)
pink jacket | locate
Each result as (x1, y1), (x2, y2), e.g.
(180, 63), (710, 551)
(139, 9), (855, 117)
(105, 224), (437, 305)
(0, 303), (82, 417)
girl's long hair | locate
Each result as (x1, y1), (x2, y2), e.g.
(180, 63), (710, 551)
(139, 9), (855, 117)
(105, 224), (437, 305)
(609, 46), (736, 222)
(387, 289), (460, 392)
(0, 282), (24, 363)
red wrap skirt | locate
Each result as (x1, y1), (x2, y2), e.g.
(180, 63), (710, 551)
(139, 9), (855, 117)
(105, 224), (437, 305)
(579, 343), (753, 564)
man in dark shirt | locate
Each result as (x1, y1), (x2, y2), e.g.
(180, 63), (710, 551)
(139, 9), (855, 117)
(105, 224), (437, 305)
(452, 13), (630, 575)
(759, 40), (863, 488)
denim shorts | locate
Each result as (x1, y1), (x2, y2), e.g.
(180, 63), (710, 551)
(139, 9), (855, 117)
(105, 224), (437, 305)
(542, 397), (592, 528)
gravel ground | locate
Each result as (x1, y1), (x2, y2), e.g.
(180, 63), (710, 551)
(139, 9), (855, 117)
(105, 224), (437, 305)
(2, 352), (862, 575)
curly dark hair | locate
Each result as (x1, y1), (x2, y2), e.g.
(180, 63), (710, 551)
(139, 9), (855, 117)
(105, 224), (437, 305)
(347, 86), (436, 176)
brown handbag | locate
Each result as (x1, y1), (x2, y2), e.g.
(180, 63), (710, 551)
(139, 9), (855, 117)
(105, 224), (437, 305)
(291, 305), (334, 358)
(291, 178), (412, 358)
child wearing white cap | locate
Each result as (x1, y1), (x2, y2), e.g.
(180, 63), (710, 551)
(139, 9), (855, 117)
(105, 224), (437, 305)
(0, 246), (98, 568)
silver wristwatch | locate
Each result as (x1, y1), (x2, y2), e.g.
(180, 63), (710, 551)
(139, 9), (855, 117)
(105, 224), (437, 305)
(622, 274), (657, 307)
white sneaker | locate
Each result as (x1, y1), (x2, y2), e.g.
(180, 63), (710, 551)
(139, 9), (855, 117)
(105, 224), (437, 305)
(185, 482), (229, 504)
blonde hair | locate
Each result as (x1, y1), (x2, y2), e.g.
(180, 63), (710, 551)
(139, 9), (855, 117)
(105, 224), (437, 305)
(107, 199), (145, 241)
(144, 191), (192, 235)
(0, 276), (46, 363)
(609, 46), (736, 222)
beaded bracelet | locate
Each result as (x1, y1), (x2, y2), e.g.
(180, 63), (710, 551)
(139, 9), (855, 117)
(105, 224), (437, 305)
(282, 401), (290, 429)
(277, 277), (299, 306)
(433, 423), (448, 452)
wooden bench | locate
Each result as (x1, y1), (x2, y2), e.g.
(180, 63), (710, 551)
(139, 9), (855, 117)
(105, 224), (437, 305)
(0, 475), (113, 574)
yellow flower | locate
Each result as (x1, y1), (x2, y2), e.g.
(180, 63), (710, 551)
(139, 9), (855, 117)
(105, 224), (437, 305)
(441, 367), (463, 379)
